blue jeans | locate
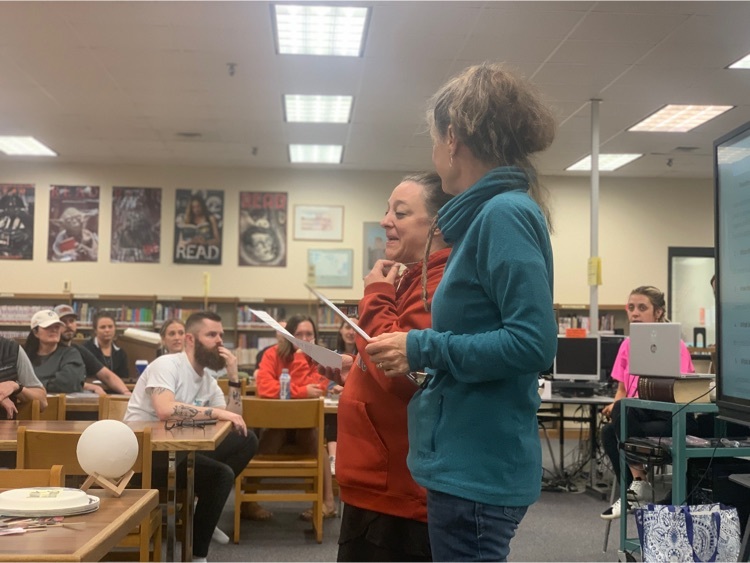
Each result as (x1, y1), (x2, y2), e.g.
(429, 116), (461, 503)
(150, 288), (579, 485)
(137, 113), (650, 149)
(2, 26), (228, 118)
(427, 489), (528, 562)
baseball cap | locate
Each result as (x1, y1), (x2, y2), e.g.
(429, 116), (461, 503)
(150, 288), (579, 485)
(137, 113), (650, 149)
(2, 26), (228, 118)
(31, 310), (64, 330)
(54, 304), (78, 319)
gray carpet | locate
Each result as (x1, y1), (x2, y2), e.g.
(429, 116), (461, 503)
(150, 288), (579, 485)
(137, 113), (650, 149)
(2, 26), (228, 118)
(205, 489), (633, 562)
(204, 437), (635, 562)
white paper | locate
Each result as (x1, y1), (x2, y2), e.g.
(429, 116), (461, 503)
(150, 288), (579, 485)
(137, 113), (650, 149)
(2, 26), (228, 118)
(248, 308), (343, 370)
(304, 283), (372, 341)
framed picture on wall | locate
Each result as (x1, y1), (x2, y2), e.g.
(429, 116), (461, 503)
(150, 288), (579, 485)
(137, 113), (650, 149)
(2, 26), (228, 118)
(307, 248), (353, 288)
(294, 205), (344, 241)
(362, 221), (386, 276)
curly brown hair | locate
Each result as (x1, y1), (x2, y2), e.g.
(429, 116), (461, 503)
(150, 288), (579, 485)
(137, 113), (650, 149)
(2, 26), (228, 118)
(427, 62), (556, 229)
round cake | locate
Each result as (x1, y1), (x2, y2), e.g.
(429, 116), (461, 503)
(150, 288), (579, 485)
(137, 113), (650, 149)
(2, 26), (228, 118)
(0, 487), (99, 516)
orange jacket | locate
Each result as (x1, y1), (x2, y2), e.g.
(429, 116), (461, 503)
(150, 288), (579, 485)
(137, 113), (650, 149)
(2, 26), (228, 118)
(336, 247), (450, 522)
(256, 346), (327, 399)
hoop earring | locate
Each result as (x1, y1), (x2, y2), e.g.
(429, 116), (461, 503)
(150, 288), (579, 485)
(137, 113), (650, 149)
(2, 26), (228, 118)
(449, 154), (453, 168)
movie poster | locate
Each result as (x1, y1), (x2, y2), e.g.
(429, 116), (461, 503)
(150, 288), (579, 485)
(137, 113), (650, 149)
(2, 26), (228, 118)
(174, 189), (223, 265)
(111, 187), (161, 263)
(0, 184), (34, 260)
(239, 191), (287, 267)
(48, 185), (100, 262)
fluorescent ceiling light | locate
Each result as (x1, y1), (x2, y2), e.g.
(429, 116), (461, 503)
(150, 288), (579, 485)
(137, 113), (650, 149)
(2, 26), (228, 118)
(289, 144), (343, 164)
(718, 146), (750, 165)
(566, 154), (642, 172)
(0, 136), (57, 156)
(728, 53), (750, 69)
(284, 95), (353, 123)
(629, 105), (733, 133)
(274, 4), (369, 56)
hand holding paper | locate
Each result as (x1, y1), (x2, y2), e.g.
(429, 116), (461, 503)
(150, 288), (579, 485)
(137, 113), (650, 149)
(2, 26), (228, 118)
(248, 309), (343, 370)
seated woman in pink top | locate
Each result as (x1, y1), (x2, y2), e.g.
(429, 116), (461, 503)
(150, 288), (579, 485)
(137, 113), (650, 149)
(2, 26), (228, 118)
(600, 285), (695, 520)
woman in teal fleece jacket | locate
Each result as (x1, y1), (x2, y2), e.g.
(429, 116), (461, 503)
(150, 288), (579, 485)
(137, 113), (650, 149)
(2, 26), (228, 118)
(366, 63), (558, 562)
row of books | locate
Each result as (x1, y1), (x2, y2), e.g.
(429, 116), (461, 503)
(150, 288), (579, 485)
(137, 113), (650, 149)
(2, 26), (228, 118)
(0, 330), (27, 339)
(557, 313), (617, 334)
(317, 304), (358, 329)
(72, 302), (154, 326)
(0, 305), (53, 324)
(237, 305), (287, 327)
(154, 303), (218, 323)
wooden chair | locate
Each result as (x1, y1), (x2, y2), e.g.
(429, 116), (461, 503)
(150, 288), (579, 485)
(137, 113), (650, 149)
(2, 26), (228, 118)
(16, 426), (161, 562)
(16, 395), (66, 421)
(216, 377), (248, 396)
(0, 465), (64, 488)
(234, 397), (325, 544)
(98, 395), (131, 421)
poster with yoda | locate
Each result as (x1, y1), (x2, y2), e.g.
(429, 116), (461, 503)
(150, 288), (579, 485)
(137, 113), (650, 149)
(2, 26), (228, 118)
(48, 185), (100, 262)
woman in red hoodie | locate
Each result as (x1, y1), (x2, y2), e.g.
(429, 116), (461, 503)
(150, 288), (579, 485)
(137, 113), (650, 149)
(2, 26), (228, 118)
(335, 172), (452, 561)
(254, 314), (336, 519)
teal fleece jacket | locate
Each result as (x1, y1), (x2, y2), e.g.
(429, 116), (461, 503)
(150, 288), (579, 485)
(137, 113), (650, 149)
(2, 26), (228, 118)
(406, 166), (557, 507)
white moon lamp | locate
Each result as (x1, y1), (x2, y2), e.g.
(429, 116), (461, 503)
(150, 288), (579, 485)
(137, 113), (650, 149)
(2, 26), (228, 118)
(77, 420), (139, 497)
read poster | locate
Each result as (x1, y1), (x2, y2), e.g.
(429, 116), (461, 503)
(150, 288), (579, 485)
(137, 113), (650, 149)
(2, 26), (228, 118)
(111, 187), (161, 263)
(0, 183), (34, 260)
(238, 191), (287, 267)
(48, 185), (100, 262)
(174, 189), (223, 265)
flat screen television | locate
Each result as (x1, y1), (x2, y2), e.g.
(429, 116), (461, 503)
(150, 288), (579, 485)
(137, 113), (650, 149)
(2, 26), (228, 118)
(715, 119), (750, 427)
(553, 336), (600, 382)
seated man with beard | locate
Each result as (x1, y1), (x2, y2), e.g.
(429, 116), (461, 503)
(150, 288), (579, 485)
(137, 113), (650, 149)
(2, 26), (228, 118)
(124, 311), (258, 561)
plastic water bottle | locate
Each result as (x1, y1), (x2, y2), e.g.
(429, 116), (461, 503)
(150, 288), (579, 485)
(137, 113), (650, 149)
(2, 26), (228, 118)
(279, 368), (291, 400)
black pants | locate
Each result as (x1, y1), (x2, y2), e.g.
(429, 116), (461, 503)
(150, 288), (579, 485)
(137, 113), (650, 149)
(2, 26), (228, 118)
(154, 430), (258, 558)
(601, 401), (673, 490)
(337, 503), (432, 562)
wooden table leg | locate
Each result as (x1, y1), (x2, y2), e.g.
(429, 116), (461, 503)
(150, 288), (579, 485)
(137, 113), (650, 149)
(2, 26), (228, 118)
(183, 452), (195, 562)
(167, 450), (177, 562)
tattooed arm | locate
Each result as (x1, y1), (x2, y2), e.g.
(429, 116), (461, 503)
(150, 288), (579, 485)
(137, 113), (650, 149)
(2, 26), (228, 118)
(147, 386), (247, 434)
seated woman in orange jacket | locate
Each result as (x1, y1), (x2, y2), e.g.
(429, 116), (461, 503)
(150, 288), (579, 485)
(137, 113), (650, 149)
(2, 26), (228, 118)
(252, 314), (336, 520)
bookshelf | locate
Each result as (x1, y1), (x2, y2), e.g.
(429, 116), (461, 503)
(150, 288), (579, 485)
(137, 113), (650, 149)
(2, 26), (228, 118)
(0, 292), (359, 368)
(72, 294), (156, 331)
(0, 293), (71, 339)
(554, 304), (628, 335)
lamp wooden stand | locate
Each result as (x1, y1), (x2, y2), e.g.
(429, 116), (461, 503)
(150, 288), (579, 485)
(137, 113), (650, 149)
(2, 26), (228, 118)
(81, 470), (135, 497)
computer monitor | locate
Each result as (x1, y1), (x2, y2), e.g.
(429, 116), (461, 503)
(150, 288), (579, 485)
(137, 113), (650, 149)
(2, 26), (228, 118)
(600, 334), (626, 380)
(714, 119), (750, 427)
(553, 336), (600, 382)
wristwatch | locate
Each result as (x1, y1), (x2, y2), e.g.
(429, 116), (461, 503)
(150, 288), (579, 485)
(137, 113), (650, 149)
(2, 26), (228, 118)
(9, 382), (23, 399)
(227, 380), (242, 388)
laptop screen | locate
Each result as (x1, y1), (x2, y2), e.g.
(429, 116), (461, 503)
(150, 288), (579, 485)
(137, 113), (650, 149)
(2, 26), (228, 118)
(629, 323), (682, 378)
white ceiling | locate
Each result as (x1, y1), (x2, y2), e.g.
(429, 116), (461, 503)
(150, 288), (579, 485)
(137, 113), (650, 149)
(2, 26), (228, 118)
(1, 1), (749, 178)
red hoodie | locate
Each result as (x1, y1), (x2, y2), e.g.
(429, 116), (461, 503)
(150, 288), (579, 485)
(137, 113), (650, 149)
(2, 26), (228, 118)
(256, 346), (327, 399)
(336, 247), (450, 522)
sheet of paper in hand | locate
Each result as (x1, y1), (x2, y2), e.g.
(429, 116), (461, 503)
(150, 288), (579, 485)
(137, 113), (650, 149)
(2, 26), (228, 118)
(248, 308), (342, 370)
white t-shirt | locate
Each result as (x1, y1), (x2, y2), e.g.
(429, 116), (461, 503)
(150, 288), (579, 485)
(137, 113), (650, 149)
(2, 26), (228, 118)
(124, 352), (225, 422)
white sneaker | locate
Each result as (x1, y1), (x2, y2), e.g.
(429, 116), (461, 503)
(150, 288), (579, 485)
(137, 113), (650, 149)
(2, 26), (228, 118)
(601, 497), (632, 520)
(192, 558), (207, 562)
(211, 527), (229, 544)
(627, 479), (653, 503)
(329, 455), (336, 476)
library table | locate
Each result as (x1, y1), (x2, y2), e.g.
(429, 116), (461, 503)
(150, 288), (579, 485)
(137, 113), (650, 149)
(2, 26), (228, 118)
(65, 393), (130, 415)
(0, 488), (158, 562)
(126, 419), (232, 562)
(0, 419), (231, 562)
(538, 394), (612, 493)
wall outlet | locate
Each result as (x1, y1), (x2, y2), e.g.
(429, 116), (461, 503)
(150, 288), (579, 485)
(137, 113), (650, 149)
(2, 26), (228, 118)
(63, 280), (71, 293)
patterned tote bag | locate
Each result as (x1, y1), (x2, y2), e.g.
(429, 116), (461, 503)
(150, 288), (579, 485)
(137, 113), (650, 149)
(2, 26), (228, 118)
(635, 503), (741, 562)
